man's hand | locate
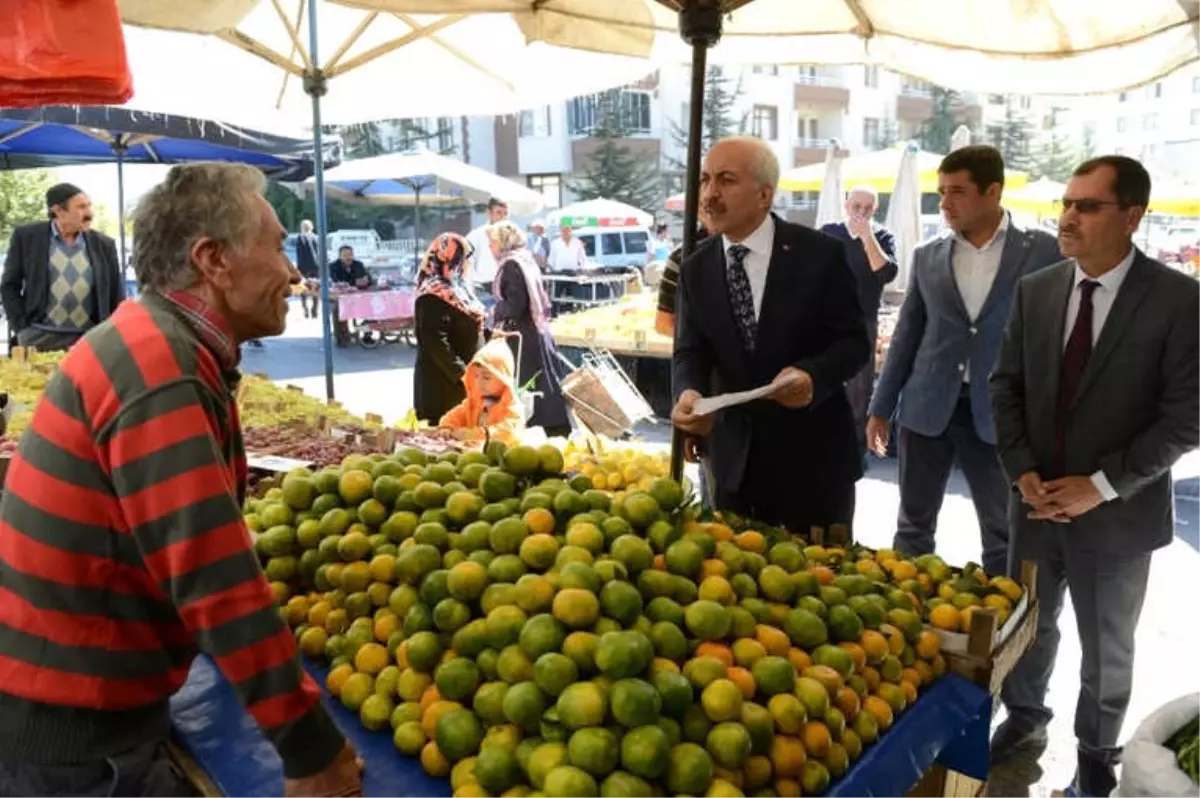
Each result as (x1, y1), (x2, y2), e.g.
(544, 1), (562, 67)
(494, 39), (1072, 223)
(770, 367), (814, 409)
(672, 389), (714, 436)
(285, 742), (363, 797)
(866, 415), (890, 458)
(847, 215), (871, 240)
(1017, 470), (1069, 522)
(1037, 476), (1106, 520)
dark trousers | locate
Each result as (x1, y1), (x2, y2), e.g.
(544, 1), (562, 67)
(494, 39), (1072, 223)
(300, 292), (319, 318)
(1000, 511), (1151, 795)
(715, 442), (856, 539)
(0, 739), (195, 797)
(893, 390), (1010, 576)
(845, 361), (874, 462)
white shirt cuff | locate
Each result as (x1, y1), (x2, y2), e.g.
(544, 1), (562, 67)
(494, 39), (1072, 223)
(1090, 470), (1119, 502)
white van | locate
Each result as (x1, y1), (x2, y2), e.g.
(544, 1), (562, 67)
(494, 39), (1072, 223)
(573, 226), (653, 271)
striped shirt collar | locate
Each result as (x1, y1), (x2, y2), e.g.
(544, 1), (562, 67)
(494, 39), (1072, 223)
(159, 290), (240, 371)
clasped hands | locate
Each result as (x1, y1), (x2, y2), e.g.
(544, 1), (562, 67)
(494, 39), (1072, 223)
(1016, 471), (1105, 523)
(671, 367), (813, 437)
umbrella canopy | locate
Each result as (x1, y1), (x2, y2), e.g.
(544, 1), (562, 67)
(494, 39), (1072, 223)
(117, 0), (1197, 97)
(547, 198), (654, 229)
(1005, 177), (1199, 218)
(884, 143), (924, 288)
(313, 148), (545, 215)
(115, 2), (659, 129)
(813, 140), (847, 229)
(0, 105), (330, 181)
(779, 145), (1030, 195)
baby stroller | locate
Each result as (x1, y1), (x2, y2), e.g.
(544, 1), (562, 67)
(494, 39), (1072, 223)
(490, 329), (541, 424)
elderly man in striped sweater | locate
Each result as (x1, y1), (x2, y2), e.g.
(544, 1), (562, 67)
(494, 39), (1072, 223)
(0, 163), (361, 796)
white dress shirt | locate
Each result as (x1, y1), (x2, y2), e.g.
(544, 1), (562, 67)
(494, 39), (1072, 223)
(466, 225), (498, 285)
(952, 211), (1009, 382)
(1063, 246), (1137, 502)
(723, 214), (775, 318)
(548, 236), (588, 272)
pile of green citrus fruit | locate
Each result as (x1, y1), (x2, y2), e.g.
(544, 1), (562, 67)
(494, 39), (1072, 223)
(249, 441), (956, 797)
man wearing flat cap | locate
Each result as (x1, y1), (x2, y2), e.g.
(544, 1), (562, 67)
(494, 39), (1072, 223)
(2, 183), (124, 353)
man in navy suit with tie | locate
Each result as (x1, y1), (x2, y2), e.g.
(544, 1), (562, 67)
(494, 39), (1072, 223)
(671, 136), (869, 535)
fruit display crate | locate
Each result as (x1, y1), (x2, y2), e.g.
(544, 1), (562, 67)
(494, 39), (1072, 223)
(552, 331), (672, 360)
(167, 656), (993, 798)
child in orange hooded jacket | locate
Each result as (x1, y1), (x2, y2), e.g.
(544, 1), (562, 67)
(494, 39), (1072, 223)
(438, 338), (524, 445)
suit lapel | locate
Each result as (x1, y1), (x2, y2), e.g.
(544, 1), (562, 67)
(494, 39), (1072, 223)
(1072, 253), (1152, 406)
(1041, 263), (1074, 402)
(976, 223), (1033, 321)
(936, 237), (971, 322)
(755, 219), (796, 354)
(697, 241), (745, 366)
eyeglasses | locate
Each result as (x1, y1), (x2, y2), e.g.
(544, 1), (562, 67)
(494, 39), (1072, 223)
(1054, 198), (1129, 214)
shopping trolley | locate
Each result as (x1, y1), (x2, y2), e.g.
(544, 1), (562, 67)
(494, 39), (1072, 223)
(555, 348), (655, 439)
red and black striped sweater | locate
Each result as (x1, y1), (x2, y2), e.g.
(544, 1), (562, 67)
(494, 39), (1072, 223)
(0, 291), (343, 777)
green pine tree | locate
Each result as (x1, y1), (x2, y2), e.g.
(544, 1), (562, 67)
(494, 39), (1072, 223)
(568, 89), (661, 212)
(999, 99), (1035, 173)
(1034, 106), (1077, 182)
(339, 117), (457, 159)
(918, 87), (965, 155)
(667, 65), (748, 171)
(0, 169), (56, 243)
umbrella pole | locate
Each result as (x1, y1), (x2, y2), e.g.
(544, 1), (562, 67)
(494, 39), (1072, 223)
(413, 186), (421, 264)
(305, 0), (336, 401)
(114, 140), (128, 284)
(668, 3), (723, 485)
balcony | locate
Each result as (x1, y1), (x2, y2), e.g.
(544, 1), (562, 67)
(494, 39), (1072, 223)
(896, 93), (933, 121)
(794, 75), (850, 109)
(793, 138), (842, 166)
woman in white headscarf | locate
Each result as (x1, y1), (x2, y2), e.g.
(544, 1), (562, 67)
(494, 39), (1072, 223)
(486, 221), (571, 437)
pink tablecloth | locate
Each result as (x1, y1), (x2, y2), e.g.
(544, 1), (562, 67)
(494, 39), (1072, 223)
(337, 290), (414, 321)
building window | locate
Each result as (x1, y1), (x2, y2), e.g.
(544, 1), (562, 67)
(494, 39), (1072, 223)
(752, 105), (778, 140)
(796, 118), (819, 143)
(1118, 91), (1129, 102)
(988, 94), (1006, 105)
(864, 66), (879, 88)
(566, 90), (651, 136)
(437, 117), (454, 151)
(1019, 96), (1032, 110)
(527, 174), (561, 208)
(1191, 108), (1200, 126)
(519, 106), (551, 138)
(1116, 117), (1128, 132)
(752, 65), (779, 76)
(1148, 82), (1163, 99)
(863, 117), (881, 148)
(798, 66), (818, 84)
(1194, 76), (1200, 93)
(987, 125), (1003, 147)
(1143, 112), (1158, 130)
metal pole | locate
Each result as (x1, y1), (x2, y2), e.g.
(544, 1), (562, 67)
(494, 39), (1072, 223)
(114, 139), (128, 284)
(413, 186), (421, 258)
(305, 1), (336, 401)
(669, 3), (722, 484)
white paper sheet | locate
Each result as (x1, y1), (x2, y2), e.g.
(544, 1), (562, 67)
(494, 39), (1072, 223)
(692, 372), (800, 416)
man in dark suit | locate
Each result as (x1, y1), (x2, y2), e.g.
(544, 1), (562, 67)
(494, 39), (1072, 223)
(867, 146), (1061, 577)
(989, 155), (1199, 796)
(295, 219), (321, 318)
(1, 183), (123, 353)
(820, 186), (898, 466)
(672, 136), (869, 535)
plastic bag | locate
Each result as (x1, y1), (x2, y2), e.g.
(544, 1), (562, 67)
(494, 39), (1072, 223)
(1113, 693), (1199, 797)
(0, 0), (132, 107)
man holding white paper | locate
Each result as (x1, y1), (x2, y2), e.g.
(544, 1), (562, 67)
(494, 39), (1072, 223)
(671, 137), (869, 536)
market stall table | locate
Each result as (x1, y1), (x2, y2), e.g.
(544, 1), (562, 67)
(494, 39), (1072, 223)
(334, 288), (417, 348)
(168, 656), (992, 797)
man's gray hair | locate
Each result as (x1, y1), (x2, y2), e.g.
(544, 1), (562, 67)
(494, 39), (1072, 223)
(720, 135), (780, 190)
(846, 185), (879, 204)
(132, 162), (266, 291)
(300, 219), (314, 233)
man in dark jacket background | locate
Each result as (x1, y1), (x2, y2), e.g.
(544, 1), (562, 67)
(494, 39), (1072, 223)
(295, 218), (321, 318)
(1, 183), (124, 352)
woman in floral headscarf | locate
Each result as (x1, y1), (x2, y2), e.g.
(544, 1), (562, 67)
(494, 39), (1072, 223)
(413, 232), (486, 422)
(487, 221), (572, 437)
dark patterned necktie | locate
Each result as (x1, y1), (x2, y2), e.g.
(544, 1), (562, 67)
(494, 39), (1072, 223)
(1053, 279), (1100, 474)
(726, 243), (757, 352)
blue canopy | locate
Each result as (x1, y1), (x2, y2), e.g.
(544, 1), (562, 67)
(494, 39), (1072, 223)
(0, 105), (339, 182)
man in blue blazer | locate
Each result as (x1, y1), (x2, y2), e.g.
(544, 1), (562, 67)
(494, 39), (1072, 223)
(867, 146), (1060, 576)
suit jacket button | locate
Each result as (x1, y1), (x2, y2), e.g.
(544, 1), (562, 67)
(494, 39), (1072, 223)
(958, 363), (966, 372)
(969, 326), (977, 335)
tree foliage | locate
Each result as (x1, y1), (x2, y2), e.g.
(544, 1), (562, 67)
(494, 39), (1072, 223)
(1033, 106), (1077, 182)
(0, 169), (56, 244)
(568, 89), (662, 212)
(918, 87), (968, 155)
(667, 65), (748, 171)
(998, 99), (1036, 173)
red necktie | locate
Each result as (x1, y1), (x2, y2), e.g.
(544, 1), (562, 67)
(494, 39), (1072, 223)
(1053, 279), (1100, 475)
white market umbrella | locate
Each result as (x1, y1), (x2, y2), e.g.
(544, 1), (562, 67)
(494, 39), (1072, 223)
(548, 199), (654, 229)
(950, 125), (972, 152)
(313, 147), (545, 251)
(885, 143), (924, 289)
(813, 139), (847, 229)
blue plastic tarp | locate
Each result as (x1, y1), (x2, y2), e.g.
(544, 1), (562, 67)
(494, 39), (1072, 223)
(0, 105), (338, 181)
(170, 656), (990, 797)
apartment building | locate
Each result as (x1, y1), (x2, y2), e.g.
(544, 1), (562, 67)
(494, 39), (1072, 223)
(482, 63), (983, 215)
(1083, 63), (1200, 182)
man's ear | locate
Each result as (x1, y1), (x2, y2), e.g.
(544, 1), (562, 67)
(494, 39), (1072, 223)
(190, 236), (232, 289)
